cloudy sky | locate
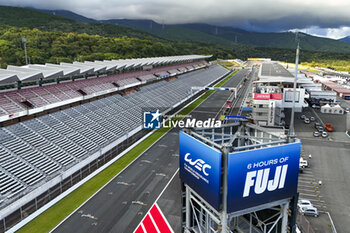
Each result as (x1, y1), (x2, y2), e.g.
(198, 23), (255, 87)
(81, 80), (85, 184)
(2, 0), (350, 39)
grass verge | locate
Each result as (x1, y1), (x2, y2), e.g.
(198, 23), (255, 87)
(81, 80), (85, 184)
(18, 70), (237, 233)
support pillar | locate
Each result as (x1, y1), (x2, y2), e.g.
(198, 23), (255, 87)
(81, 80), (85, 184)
(281, 202), (289, 233)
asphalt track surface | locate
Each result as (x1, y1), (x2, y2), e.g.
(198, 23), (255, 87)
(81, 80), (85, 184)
(53, 67), (251, 233)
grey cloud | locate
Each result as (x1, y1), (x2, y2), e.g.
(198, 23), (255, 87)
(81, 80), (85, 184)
(2, 0), (350, 32)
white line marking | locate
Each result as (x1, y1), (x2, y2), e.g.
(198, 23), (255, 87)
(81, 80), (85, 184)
(298, 188), (319, 193)
(313, 204), (327, 208)
(149, 213), (161, 233)
(298, 180), (314, 184)
(141, 223), (146, 232)
(49, 130), (171, 233)
(154, 203), (175, 233)
(300, 172), (314, 176)
(299, 193), (318, 197)
(298, 177), (315, 181)
(133, 171), (178, 233)
(300, 198), (325, 203)
(298, 185), (318, 190)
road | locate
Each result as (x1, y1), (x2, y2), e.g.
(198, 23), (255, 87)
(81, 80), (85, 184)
(52, 67), (251, 233)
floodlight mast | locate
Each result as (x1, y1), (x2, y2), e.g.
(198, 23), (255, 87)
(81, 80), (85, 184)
(22, 37), (28, 65)
(289, 38), (300, 137)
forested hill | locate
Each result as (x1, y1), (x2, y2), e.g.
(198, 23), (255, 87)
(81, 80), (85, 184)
(102, 19), (350, 53)
(0, 26), (236, 67)
(0, 6), (164, 42)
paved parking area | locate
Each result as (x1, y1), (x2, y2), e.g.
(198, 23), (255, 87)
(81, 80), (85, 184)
(294, 107), (350, 233)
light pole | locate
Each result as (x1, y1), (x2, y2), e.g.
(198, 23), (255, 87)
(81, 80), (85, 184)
(22, 37), (28, 65)
(289, 40), (300, 136)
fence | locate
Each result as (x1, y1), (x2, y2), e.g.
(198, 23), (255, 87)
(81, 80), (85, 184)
(297, 213), (315, 233)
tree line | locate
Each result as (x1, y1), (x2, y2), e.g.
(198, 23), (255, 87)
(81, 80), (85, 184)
(1, 25), (350, 69)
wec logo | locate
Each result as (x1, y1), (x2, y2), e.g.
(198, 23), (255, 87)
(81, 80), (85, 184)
(243, 165), (288, 197)
(184, 153), (211, 176)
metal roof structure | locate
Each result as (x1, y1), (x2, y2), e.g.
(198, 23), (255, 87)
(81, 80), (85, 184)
(260, 62), (293, 78)
(0, 70), (20, 84)
(0, 55), (210, 84)
(257, 62), (313, 85)
(0, 68), (43, 82)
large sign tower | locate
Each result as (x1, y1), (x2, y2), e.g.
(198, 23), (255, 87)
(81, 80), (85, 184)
(179, 122), (301, 233)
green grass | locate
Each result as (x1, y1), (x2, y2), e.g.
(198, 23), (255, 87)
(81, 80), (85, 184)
(282, 62), (322, 73)
(301, 60), (350, 73)
(18, 70), (236, 233)
(215, 70), (239, 87)
(217, 61), (239, 70)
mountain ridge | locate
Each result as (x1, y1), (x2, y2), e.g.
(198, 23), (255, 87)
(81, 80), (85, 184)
(339, 36), (350, 44)
(33, 8), (350, 53)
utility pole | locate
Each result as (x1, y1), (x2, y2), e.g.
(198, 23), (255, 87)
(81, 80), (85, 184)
(289, 35), (300, 136)
(22, 37), (28, 65)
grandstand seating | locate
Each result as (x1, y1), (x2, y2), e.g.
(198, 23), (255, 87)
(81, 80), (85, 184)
(0, 61), (208, 117)
(154, 71), (169, 78)
(0, 63), (224, 206)
(138, 74), (156, 82)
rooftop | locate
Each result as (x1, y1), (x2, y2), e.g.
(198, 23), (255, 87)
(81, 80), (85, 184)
(260, 63), (293, 78)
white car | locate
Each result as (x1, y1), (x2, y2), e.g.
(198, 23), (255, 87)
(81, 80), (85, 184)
(299, 158), (309, 168)
(304, 118), (310, 124)
(300, 206), (319, 217)
(297, 199), (313, 210)
(322, 131), (329, 138)
(313, 131), (321, 137)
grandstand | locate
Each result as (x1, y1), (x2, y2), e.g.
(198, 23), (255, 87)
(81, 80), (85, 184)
(0, 54), (229, 231)
(0, 55), (208, 122)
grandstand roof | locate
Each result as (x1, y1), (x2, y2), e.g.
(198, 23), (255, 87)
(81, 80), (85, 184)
(0, 67), (43, 82)
(45, 63), (81, 76)
(0, 69), (20, 83)
(24, 65), (64, 79)
(0, 55), (210, 85)
(60, 62), (95, 74)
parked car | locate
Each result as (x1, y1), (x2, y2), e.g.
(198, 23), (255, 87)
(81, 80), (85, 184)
(300, 115), (306, 120)
(322, 131), (329, 138)
(345, 107), (350, 113)
(298, 199), (313, 210)
(313, 131), (321, 137)
(300, 158), (309, 168)
(310, 116), (315, 122)
(304, 118), (310, 124)
(317, 126), (324, 132)
(314, 122), (321, 129)
(325, 123), (334, 132)
(300, 206), (319, 217)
